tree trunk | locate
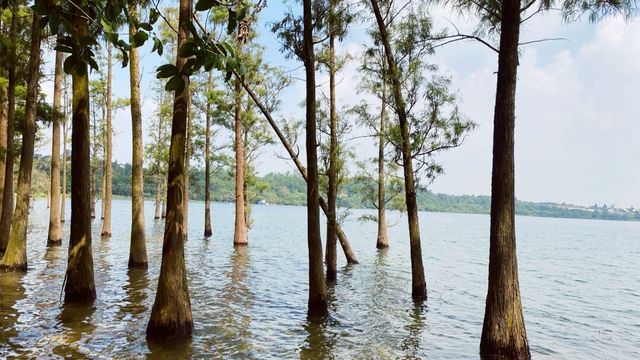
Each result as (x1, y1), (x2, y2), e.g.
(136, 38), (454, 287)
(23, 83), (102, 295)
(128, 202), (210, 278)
(64, 11), (96, 303)
(233, 79), (248, 245)
(90, 107), (98, 219)
(370, 0), (427, 301)
(325, 20), (338, 281)
(154, 175), (161, 220)
(128, 1), (148, 269)
(0, 60), (8, 222)
(146, 0), (193, 339)
(204, 72), (213, 238)
(101, 43), (113, 237)
(241, 80), (358, 264)
(61, 104), (67, 224)
(376, 56), (389, 249)
(47, 51), (64, 246)
(0, 11), (42, 271)
(161, 194), (166, 218)
(303, 0), (328, 316)
(182, 90), (191, 238)
(0, 4), (18, 254)
(480, 0), (530, 358)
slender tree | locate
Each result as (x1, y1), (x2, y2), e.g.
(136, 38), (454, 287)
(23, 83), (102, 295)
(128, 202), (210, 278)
(47, 50), (64, 246)
(204, 71), (213, 237)
(233, 77), (248, 245)
(101, 43), (113, 237)
(60, 78), (69, 224)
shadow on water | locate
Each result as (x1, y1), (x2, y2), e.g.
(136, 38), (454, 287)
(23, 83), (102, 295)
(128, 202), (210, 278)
(300, 314), (338, 360)
(54, 302), (97, 358)
(400, 302), (428, 359)
(0, 272), (25, 357)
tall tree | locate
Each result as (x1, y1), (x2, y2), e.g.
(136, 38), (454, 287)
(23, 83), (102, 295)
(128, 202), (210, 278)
(232, 76), (248, 245)
(101, 43), (113, 237)
(47, 50), (64, 246)
(203, 71), (213, 237)
(0, 8), (42, 271)
(60, 77), (69, 224)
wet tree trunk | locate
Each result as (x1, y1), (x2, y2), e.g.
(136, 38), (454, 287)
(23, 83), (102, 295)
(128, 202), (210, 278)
(480, 0), (530, 358)
(154, 175), (161, 220)
(370, 0), (427, 301)
(146, 0), (193, 339)
(90, 106), (98, 219)
(0, 65), (8, 222)
(101, 43), (113, 237)
(325, 22), (338, 281)
(241, 80), (358, 264)
(233, 79), (248, 245)
(0, 11), (42, 271)
(182, 91), (191, 238)
(64, 11), (96, 303)
(161, 193), (166, 219)
(128, 1), (148, 269)
(0, 4), (18, 255)
(61, 107), (68, 224)
(377, 59), (389, 249)
(47, 51), (64, 246)
(204, 72), (213, 238)
(303, 0), (328, 316)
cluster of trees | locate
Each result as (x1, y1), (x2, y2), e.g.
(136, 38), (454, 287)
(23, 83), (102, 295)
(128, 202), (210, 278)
(0, 0), (633, 358)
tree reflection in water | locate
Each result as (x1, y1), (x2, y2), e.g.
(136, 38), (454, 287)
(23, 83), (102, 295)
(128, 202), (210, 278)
(400, 302), (427, 358)
(0, 272), (25, 357)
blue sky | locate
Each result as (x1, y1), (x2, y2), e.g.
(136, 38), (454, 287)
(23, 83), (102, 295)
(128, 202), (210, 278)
(38, 1), (640, 208)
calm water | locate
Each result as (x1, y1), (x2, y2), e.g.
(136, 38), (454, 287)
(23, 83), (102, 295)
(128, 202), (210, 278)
(0, 198), (639, 359)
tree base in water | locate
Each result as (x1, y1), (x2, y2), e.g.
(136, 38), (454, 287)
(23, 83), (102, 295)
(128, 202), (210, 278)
(47, 238), (62, 247)
(307, 299), (329, 318)
(128, 260), (148, 270)
(204, 229), (212, 237)
(64, 288), (96, 304)
(233, 242), (248, 246)
(412, 284), (427, 302)
(480, 341), (531, 360)
(146, 319), (193, 340)
(101, 232), (111, 238)
(0, 262), (27, 273)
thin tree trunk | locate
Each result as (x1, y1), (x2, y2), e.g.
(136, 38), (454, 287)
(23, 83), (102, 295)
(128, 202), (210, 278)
(154, 175), (161, 220)
(241, 80), (358, 264)
(204, 72), (212, 238)
(325, 15), (338, 281)
(376, 55), (389, 249)
(0, 4), (18, 254)
(0, 65), (8, 222)
(146, 0), (193, 339)
(0, 11), (42, 271)
(480, 0), (530, 358)
(128, 1), (148, 269)
(47, 51), (64, 246)
(370, 0), (427, 301)
(90, 108), (98, 219)
(61, 101), (68, 224)
(64, 12), (96, 303)
(303, 0), (328, 316)
(182, 90), (191, 238)
(233, 79), (248, 245)
(101, 43), (113, 237)
(161, 193), (166, 218)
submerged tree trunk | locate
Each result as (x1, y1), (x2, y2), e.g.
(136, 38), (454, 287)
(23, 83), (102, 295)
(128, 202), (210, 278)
(233, 79), (248, 245)
(64, 12), (96, 303)
(377, 59), (389, 249)
(480, 0), (530, 358)
(146, 0), (193, 339)
(241, 80), (358, 264)
(128, 1), (148, 269)
(325, 22), (338, 281)
(47, 51), (64, 247)
(204, 72), (213, 238)
(303, 0), (328, 316)
(0, 11), (42, 271)
(0, 4), (18, 254)
(154, 175), (161, 219)
(101, 43), (113, 236)
(370, 0), (426, 301)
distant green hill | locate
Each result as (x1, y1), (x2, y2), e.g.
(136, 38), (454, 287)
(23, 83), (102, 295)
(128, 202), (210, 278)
(32, 155), (640, 222)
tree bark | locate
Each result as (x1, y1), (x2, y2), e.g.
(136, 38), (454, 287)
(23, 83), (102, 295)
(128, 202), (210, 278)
(233, 78), (248, 245)
(0, 11), (42, 271)
(377, 56), (389, 249)
(47, 50), (64, 246)
(204, 72), (213, 238)
(101, 43), (113, 237)
(61, 100), (68, 224)
(480, 0), (530, 358)
(182, 89), (191, 238)
(146, 0), (193, 339)
(128, 1), (148, 269)
(303, 0), (328, 316)
(241, 80), (358, 264)
(64, 11), (96, 303)
(154, 175), (161, 220)
(325, 18), (338, 281)
(370, 0), (427, 301)
(0, 58), (8, 223)
(0, 4), (18, 254)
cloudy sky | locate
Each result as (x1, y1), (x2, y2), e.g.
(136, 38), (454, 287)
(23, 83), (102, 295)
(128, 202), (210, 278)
(38, 2), (640, 208)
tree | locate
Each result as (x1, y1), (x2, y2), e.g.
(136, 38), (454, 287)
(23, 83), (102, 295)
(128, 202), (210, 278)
(101, 43), (114, 237)
(203, 71), (213, 237)
(0, 8), (43, 271)
(47, 50), (63, 246)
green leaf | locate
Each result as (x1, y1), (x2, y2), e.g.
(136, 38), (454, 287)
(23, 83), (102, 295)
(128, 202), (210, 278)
(139, 22), (152, 31)
(63, 55), (76, 74)
(149, 8), (160, 24)
(178, 39), (198, 57)
(165, 75), (185, 94)
(195, 0), (218, 11)
(156, 64), (179, 79)
(132, 31), (148, 48)
(79, 35), (98, 46)
(227, 9), (237, 34)
(238, 63), (247, 75)
(54, 45), (74, 53)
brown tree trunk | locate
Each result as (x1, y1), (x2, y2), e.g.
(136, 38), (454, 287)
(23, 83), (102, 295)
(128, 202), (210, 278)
(90, 107), (98, 219)
(0, 4), (18, 254)
(233, 79), (248, 245)
(377, 57), (389, 249)
(146, 0), (193, 339)
(64, 11), (96, 303)
(47, 51), (64, 246)
(204, 72), (213, 238)
(0, 11), (42, 271)
(128, 1), (148, 269)
(480, 0), (530, 358)
(370, 0), (427, 301)
(0, 62), (8, 222)
(325, 20), (338, 281)
(101, 43), (113, 236)
(241, 80), (358, 264)
(154, 175), (161, 220)
(303, 0), (328, 316)
(161, 193), (166, 219)
(60, 102), (67, 224)
(182, 90), (191, 238)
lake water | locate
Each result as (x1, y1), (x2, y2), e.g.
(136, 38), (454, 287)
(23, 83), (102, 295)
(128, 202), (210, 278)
(0, 198), (638, 359)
